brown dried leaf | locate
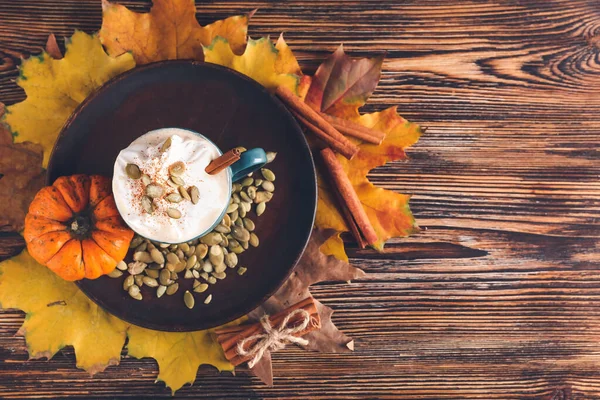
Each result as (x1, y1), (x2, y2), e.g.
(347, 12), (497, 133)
(248, 228), (365, 385)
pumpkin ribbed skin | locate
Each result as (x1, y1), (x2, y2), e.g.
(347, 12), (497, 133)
(23, 174), (134, 281)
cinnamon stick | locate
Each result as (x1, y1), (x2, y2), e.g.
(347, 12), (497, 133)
(215, 297), (321, 367)
(205, 148), (241, 174)
(320, 148), (378, 246)
(320, 113), (385, 145)
(275, 86), (359, 160)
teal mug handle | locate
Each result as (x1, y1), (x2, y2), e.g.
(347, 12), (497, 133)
(230, 148), (268, 182)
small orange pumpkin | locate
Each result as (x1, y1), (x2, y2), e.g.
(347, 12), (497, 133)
(23, 174), (134, 281)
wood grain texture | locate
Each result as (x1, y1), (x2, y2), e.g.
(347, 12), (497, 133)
(1, 0), (599, 398)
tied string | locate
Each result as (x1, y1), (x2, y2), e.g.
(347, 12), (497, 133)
(236, 309), (311, 368)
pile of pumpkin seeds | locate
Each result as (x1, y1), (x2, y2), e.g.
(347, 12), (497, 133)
(110, 152), (277, 310)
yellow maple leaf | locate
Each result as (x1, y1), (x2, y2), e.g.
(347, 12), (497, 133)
(99, 0), (251, 64)
(127, 318), (244, 394)
(0, 251), (128, 374)
(203, 36), (300, 93)
(4, 31), (135, 167)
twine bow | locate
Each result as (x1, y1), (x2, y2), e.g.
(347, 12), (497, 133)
(236, 309), (311, 368)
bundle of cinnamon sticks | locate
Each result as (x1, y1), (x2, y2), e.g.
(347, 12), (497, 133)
(275, 86), (381, 248)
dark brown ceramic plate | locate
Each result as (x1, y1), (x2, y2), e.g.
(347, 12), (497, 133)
(46, 60), (316, 331)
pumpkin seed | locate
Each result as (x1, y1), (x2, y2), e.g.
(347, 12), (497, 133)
(232, 183), (242, 193)
(133, 251), (153, 264)
(185, 245), (195, 257)
(214, 263), (227, 274)
(238, 206), (247, 219)
(141, 196), (154, 214)
(159, 242), (170, 248)
(222, 213), (232, 227)
(128, 260), (148, 275)
(209, 245), (224, 266)
(240, 240), (249, 250)
(207, 276), (217, 284)
(189, 186), (199, 204)
(255, 191), (273, 203)
(242, 218), (255, 231)
(179, 243), (190, 252)
(184, 291), (195, 309)
(157, 285), (167, 298)
(135, 242), (148, 253)
(175, 261), (187, 273)
(241, 177), (253, 187)
(128, 284), (141, 298)
(256, 202), (266, 216)
(143, 276), (159, 287)
(225, 252), (238, 268)
(249, 232), (259, 247)
(160, 136), (172, 152)
(266, 151), (277, 163)
(150, 248), (165, 264)
(146, 184), (165, 199)
(130, 236), (143, 248)
(178, 185), (191, 201)
(148, 262), (162, 270)
(194, 283), (209, 293)
(226, 203), (238, 213)
(166, 252), (180, 265)
(108, 269), (123, 278)
(200, 232), (222, 246)
(134, 275), (144, 287)
(261, 181), (275, 192)
(166, 282), (179, 295)
(195, 244), (208, 259)
(192, 270), (200, 279)
(184, 269), (194, 279)
(237, 266), (247, 275)
(169, 161), (186, 177)
(247, 186), (257, 200)
(166, 192), (183, 203)
(145, 269), (160, 279)
(141, 174), (152, 186)
(170, 175), (185, 186)
(166, 178), (179, 188)
(186, 255), (198, 270)
(239, 191), (251, 203)
(126, 163), (142, 179)
(146, 242), (156, 252)
(176, 249), (185, 259)
(170, 271), (178, 280)
(231, 226), (251, 242)
(229, 209), (239, 222)
(116, 260), (128, 271)
(123, 275), (135, 290)
(202, 260), (214, 273)
(200, 272), (210, 281)
(261, 168), (275, 181)
(204, 294), (213, 304)
(254, 178), (264, 186)
(243, 201), (252, 212)
(220, 234), (229, 247)
(167, 208), (182, 219)
(159, 269), (172, 286)
(212, 271), (227, 280)
(232, 193), (241, 204)
(214, 224), (230, 234)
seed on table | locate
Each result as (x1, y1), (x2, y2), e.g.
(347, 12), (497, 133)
(159, 242), (170, 248)
(186, 255), (198, 270)
(212, 271), (226, 280)
(174, 261), (187, 273)
(192, 270), (200, 279)
(141, 196), (154, 214)
(170, 271), (178, 280)
(209, 245), (224, 266)
(108, 269), (123, 278)
(200, 272), (210, 281)
(208, 276), (217, 284)
(202, 260), (214, 273)
(243, 218), (255, 231)
(238, 207), (247, 219)
(226, 203), (238, 213)
(166, 263), (176, 272)
(261, 181), (275, 192)
(157, 285), (167, 298)
(237, 266), (247, 275)
(176, 249), (185, 259)
(222, 213), (232, 227)
(133, 251), (153, 264)
(239, 191), (251, 203)
(249, 232), (259, 247)
(150, 248), (165, 264)
(200, 232), (222, 246)
(189, 186), (200, 204)
(145, 269), (160, 279)
(128, 284), (141, 298)
(184, 291), (195, 309)
(134, 275), (144, 287)
(185, 245), (196, 257)
(145, 183), (165, 199)
(256, 202), (266, 216)
(128, 261), (148, 275)
(159, 269), (172, 286)
(195, 244), (208, 259)
(135, 242), (148, 253)
(129, 236), (144, 249)
(204, 294), (213, 304)
(247, 186), (257, 200)
(214, 224), (230, 234)
(143, 276), (159, 287)
(254, 191), (273, 204)
(229, 210), (239, 223)
(232, 193), (241, 204)
(261, 168), (275, 181)
(254, 178), (264, 186)
(166, 282), (179, 295)
(194, 283), (209, 293)
(167, 208), (182, 219)
(184, 269), (194, 279)
(240, 240), (249, 250)
(266, 151), (277, 163)
(177, 242), (189, 252)
(146, 242), (156, 252)
(221, 234), (229, 247)
(166, 193), (183, 203)
(241, 177), (253, 187)
(126, 163), (141, 179)
(166, 252), (180, 265)
(232, 183), (242, 193)
(169, 161), (186, 177)
(214, 263), (227, 274)
(225, 252), (238, 268)
(123, 275), (135, 290)
(231, 226), (250, 242)
(243, 201), (252, 212)
(141, 174), (152, 186)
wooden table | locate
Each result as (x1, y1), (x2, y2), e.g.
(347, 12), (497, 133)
(1, 1), (599, 398)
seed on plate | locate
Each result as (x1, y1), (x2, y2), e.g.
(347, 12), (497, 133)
(200, 232), (222, 246)
(179, 243), (189, 252)
(231, 226), (250, 242)
(157, 285), (167, 298)
(261, 181), (275, 192)
(256, 202), (266, 216)
(222, 213), (231, 227)
(108, 269), (123, 278)
(240, 240), (249, 250)
(192, 270), (200, 279)
(145, 269), (160, 279)
(134, 275), (144, 287)
(170, 175), (185, 186)
(214, 224), (230, 234)
(178, 185), (191, 201)
(209, 245), (224, 266)
(255, 191), (273, 203)
(166, 252), (180, 265)
(159, 242), (170, 248)
(141, 174), (152, 186)
(225, 252), (238, 268)
(249, 232), (259, 247)
(200, 272), (210, 281)
(184, 269), (194, 279)
(159, 269), (172, 286)
(174, 261), (187, 273)
(133, 251), (153, 264)
(126, 163), (142, 179)
(232, 183), (242, 193)
(212, 271), (226, 280)
(170, 271), (178, 280)
(254, 178), (264, 186)
(207, 276), (217, 285)
(195, 244), (208, 259)
(116, 260), (128, 271)
(146, 183), (165, 199)
(242, 201), (252, 212)
(176, 249), (185, 259)
(184, 291), (195, 309)
(128, 284), (141, 298)
(221, 234), (229, 247)
(202, 260), (214, 273)
(129, 236), (143, 249)
(243, 218), (255, 231)
(150, 248), (165, 264)
(166, 192), (183, 203)
(123, 275), (135, 290)
(143, 276), (159, 287)
(185, 245), (196, 257)
(167, 208), (182, 219)
(239, 191), (251, 203)
(204, 294), (213, 304)
(128, 261), (148, 275)
(266, 151), (277, 163)
(238, 206), (247, 219)
(169, 161), (186, 177)
(261, 168), (275, 181)
(237, 266), (247, 275)
(147, 262), (162, 270)
(247, 186), (257, 200)
(189, 186), (200, 204)
(141, 196), (154, 214)
(232, 193), (241, 204)
(166, 282), (179, 295)
(226, 203), (238, 213)
(186, 255), (198, 270)
(194, 283), (209, 293)
(241, 177), (253, 187)
(146, 242), (156, 252)
(160, 136), (172, 152)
